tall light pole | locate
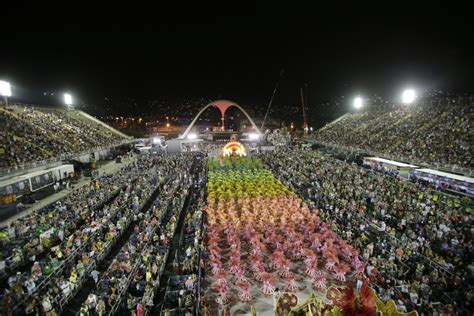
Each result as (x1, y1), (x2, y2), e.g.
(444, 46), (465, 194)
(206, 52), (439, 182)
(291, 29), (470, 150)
(0, 81), (12, 106)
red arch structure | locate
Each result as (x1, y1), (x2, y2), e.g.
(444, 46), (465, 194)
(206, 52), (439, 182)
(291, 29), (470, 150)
(180, 100), (261, 139)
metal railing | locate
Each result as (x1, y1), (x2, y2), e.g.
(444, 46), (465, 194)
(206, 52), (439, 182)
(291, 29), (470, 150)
(311, 140), (474, 177)
(0, 139), (135, 177)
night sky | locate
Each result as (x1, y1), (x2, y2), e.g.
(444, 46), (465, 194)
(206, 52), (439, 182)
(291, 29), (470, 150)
(1, 10), (473, 127)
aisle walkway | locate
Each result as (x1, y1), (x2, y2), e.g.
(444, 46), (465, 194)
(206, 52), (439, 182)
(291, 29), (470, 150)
(0, 157), (136, 228)
(152, 158), (201, 314)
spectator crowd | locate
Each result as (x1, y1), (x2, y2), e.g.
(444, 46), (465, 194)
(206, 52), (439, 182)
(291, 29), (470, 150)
(310, 102), (472, 170)
(1, 170), (131, 276)
(0, 105), (127, 169)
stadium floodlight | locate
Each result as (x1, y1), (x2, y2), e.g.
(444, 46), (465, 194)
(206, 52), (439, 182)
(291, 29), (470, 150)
(354, 96), (363, 109)
(187, 133), (197, 140)
(64, 93), (73, 106)
(0, 81), (12, 97)
(402, 89), (416, 104)
(249, 133), (260, 141)
(0, 80), (12, 107)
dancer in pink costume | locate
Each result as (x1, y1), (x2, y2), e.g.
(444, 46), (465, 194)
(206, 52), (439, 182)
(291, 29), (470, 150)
(305, 260), (318, 278)
(236, 280), (252, 302)
(211, 261), (222, 276)
(214, 282), (229, 304)
(334, 263), (350, 282)
(215, 270), (229, 287)
(340, 243), (355, 262)
(283, 239), (294, 258)
(324, 253), (338, 272)
(284, 273), (299, 292)
(235, 266), (249, 284)
(270, 250), (285, 270)
(303, 249), (318, 268)
(353, 256), (367, 278)
(310, 233), (322, 251)
(279, 258), (292, 278)
(290, 234), (304, 259)
(250, 239), (265, 257)
(229, 242), (240, 255)
(249, 254), (264, 273)
(229, 254), (241, 274)
(254, 267), (266, 282)
(313, 271), (327, 290)
(261, 272), (277, 296)
(229, 261), (241, 274)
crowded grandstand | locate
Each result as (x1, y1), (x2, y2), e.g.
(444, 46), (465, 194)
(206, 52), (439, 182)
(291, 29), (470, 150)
(309, 98), (472, 173)
(0, 105), (130, 172)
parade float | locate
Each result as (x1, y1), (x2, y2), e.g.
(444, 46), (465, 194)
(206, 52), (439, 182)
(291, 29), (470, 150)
(270, 285), (418, 316)
(221, 134), (247, 157)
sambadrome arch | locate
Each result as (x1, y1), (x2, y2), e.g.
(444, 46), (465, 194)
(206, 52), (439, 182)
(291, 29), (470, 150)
(179, 100), (262, 139)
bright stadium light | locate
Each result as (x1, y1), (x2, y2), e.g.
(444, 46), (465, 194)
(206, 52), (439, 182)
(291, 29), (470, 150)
(187, 133), (197, 140)
(64, 93), (73, 106)
(0, 81), (12, 97)
(0, 80), (12, 107)
(402, 89), (416, 104)
(354, 96), (363, 109)
(249, 133), (260, 141)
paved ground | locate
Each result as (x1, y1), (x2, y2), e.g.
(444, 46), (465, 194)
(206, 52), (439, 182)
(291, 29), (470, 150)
(0, 156), (136, 228)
